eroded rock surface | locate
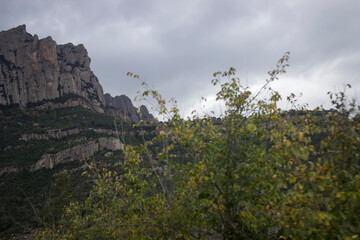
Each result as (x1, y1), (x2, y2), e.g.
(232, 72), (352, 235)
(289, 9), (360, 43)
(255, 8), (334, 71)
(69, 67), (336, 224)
(31, 137), (123, 171)
(0, 25), (105, 112)
(104, 93), (154, 123)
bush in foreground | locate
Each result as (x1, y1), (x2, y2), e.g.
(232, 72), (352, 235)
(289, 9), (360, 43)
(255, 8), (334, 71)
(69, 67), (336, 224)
(35, 53), (359, 239)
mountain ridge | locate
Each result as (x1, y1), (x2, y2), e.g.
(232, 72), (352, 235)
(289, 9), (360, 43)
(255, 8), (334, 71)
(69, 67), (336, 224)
(0, 25), (153, 122)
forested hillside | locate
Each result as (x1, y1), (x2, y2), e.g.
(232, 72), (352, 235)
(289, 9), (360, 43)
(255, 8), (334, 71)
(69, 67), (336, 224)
(0, 105), (156, 238)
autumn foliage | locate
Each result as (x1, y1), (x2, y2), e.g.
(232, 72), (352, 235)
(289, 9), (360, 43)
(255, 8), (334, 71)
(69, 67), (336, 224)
(35, 53), (359, 239)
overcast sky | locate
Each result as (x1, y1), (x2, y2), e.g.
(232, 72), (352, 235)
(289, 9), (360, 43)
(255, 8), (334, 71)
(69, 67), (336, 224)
(1, 0), (359, 117)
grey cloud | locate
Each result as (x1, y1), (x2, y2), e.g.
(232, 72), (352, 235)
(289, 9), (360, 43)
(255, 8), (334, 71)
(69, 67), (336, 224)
(0, 0), (359, 116)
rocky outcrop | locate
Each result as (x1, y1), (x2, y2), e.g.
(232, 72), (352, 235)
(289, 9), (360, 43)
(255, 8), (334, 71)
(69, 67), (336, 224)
(0, 25), (105, 112)
(104, 93), (154, 123)
(34, 97), (103, 112)
(20, 128), (80, 141)
(0, 166), (19, 176)
(20, 128), (119, 141)
(31, 137), (123, 171)
(0, 25), (155, 121)
(139, 104), (153, 122)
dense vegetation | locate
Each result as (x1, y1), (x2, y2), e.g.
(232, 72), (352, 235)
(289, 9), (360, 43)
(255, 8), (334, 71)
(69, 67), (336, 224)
(0, 104), (155, 238)
(32, 53), (359, 239)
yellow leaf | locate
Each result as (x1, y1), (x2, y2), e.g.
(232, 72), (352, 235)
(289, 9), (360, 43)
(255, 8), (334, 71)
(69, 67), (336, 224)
(247, 123), (257, 133)
(299, 132), (304, 141)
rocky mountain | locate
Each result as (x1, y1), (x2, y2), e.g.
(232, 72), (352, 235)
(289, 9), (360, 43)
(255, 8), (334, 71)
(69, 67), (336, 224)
(0, 24), (157, 172)
(104, 93), (154, 123)
(0, 25), (105, 112)
(0, 25), (153, 122)
(0, 25), (156, 237)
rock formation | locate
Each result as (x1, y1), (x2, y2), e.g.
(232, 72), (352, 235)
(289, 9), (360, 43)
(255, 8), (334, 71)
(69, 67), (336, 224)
(104, 93), (154, 123)
(31, 137), (123, 171)
(0, 25), (105, 112)
(0, 25), (154, 122)
(0, 26), (158, 235)
(0, 25), (156, 174)
(19, 128), (119, 141)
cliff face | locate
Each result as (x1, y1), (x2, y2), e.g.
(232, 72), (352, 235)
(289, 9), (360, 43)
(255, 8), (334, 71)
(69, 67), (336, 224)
(104, 93), (154, 123)
(31, 137), (123, 171)
(0, 25), (105, 112)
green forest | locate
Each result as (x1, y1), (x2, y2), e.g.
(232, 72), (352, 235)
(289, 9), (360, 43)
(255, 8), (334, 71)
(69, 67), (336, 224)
(1, 53), (359, 239)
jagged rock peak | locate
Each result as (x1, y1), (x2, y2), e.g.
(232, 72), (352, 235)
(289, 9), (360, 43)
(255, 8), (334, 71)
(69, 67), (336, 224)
(104, 93), (154, 123)
(0, 25), (105, 112)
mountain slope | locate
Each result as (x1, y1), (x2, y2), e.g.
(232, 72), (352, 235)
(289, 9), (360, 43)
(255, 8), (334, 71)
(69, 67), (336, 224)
(0, 25), (156, 238)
